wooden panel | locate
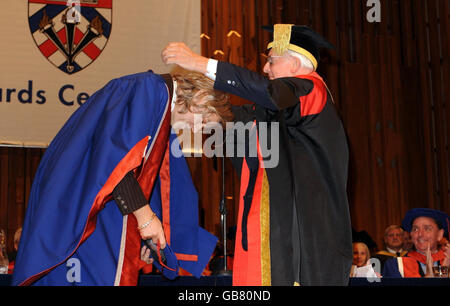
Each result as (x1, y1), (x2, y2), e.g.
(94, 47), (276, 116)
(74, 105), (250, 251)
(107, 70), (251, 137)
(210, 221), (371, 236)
(0, 149), (8, 237)
(0, 148), (45, 253)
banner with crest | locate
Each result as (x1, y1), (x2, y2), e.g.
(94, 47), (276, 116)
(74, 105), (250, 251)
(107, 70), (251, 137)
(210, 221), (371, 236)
(29, 0), (112, 74)
(0, 0), (201, 147)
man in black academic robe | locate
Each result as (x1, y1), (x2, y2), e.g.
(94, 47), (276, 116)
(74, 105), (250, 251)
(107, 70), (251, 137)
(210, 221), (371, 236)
(162, 24), (353, 286)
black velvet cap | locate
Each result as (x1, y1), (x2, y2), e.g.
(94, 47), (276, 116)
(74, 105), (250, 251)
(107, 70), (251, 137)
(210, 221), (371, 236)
(262, 24), (334, 70)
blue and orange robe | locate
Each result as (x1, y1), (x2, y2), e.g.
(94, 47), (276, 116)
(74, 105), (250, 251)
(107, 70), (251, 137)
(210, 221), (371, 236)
(12, 71), (217, 286)
(383, 250), (447, 277)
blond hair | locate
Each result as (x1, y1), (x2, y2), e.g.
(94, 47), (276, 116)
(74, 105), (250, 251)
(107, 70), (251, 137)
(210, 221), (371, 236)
(172, 71), (234, 125)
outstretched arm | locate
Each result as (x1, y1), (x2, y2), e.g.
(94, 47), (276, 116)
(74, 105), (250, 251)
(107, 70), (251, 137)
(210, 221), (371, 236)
(162, 42), (276, 110)
(161, 42), (209, 74)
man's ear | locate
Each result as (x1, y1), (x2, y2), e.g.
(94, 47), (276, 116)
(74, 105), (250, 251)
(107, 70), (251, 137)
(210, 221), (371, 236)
(290, 56), (301, 74)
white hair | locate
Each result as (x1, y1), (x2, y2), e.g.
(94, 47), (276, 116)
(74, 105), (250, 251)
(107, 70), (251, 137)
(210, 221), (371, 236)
(286, 50), (315, 73)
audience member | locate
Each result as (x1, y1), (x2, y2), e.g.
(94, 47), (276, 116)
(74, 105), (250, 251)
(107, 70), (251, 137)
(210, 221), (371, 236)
(372, 225), (407, 271)
(7, 228), (22, 274)
(350, 242), (380, 278)
(383, 208), (450, 277)
(0, 229), (8, 274)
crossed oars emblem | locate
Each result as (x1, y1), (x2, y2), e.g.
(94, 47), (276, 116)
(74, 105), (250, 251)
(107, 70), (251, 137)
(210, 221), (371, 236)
(39, 8), (103, 72)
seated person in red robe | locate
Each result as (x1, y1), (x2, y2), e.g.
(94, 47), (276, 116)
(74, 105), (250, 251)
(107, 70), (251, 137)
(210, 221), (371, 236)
(383, 208), (450, 277)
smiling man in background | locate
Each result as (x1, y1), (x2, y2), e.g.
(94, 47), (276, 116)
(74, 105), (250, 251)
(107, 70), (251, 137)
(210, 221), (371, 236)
(383, 208), (450, 277)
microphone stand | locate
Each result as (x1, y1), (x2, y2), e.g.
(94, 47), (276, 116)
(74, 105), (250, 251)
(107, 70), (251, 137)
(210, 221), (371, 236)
(218, 154), (232, 276)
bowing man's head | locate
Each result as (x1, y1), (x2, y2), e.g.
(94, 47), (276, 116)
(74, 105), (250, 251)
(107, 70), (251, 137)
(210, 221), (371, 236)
(171, 70), (233, 133)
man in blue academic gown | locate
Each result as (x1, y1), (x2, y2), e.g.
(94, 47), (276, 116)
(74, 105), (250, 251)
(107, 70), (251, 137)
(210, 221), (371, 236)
(12, 70), (232, 286)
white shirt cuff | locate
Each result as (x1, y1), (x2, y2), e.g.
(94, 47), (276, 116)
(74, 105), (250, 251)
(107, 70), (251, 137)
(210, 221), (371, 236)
(205, 59), (218, 81)
(171, 79), (177, 111)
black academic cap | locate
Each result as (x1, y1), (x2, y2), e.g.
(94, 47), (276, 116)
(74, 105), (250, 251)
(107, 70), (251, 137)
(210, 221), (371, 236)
(262, 24), (334, 70)
(401, 208), (450, 238)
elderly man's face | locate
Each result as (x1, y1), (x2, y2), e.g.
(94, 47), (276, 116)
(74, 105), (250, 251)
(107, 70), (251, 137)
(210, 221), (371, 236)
(410, 217), (444, 254)
(385, 228), (404, 250)
(263, 50), (297, 80)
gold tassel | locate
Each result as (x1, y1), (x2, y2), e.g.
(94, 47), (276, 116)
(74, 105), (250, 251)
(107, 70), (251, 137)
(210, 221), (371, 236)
(271, 24), (293, 56)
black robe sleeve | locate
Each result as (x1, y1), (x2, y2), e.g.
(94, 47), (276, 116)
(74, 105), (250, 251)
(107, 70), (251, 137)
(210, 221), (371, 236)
(214, 61), (276, 110)
(215, 61), (314, 113)
(267, 77), (314, 110)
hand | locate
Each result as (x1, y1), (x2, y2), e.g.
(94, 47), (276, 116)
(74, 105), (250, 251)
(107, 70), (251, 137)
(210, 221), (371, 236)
(133, 206), (167, 249)
(138, 215), (167, 249)
(425, 243), (434, 277)
(140, 245), (153, 265)
(161, 42), (209, 73)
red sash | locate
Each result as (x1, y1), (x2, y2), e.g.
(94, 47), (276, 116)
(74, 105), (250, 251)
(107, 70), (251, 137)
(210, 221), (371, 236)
(295, 72), (328, 117)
